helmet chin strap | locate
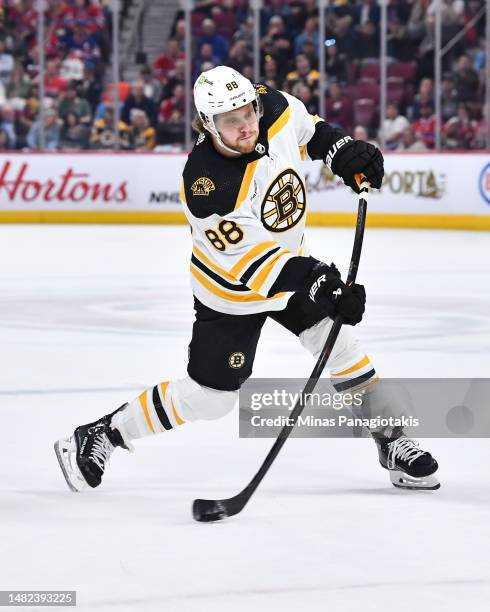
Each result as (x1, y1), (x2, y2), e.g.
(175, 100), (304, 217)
(204, 102), (263, 157)
(206, 122), (243, 156)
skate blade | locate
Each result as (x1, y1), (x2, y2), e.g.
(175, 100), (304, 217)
(54, 437), (88, 493)
(389, 470), (440, 490)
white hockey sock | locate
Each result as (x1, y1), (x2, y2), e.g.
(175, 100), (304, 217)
(110, 376), (237, 443)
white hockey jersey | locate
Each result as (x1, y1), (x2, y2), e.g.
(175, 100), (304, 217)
(181, 84), (322, 315)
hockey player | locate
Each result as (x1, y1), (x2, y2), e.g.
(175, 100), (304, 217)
(55, 66), (439, 493)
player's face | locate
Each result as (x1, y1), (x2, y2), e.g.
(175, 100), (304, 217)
(215, 103), (259, 154)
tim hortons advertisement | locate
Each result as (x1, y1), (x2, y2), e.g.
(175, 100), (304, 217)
(0, 154), (186, 211)
(0, 153), (488, 219)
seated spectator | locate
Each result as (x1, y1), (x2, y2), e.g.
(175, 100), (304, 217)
(140, 65), (163, 104)
(40, 58), (67, 98)
(262, 57), (280, 89)
(353, 124), (380, 148)
(27, 108), (61, 151)
(443, 104), (476, 150)
(158, 108), (185, 147)
(325, 43), (347, 84)
(396, 126), (427, 151)
(353, 0), (381, 59)
(90, 105), (130, 149)
(193, 43), (220, 81)
(57, 81), (92, 126)
(121, 80), (157, 127)
(261, 16), (292, 77)
(294, 16), (319, 58)
(173, 19), (187, 53)
(62, 19), (101, 71)
(441, 74), (458, 122)
(292, 83), (318, 116)
(5, 61), (32, 101)
(470, 103), (487, 149)
(197, 19), (228, 64)
(301, 40), (318, 70)
(412, 103), (436, 149)
(0, 126), (15, 150)
(161, 58), (186, 99)
(129, 109), (156, 151)
(411, 77), (434, 119)
(453, 54), (479, 103)
(227, 40), (253, 74)
(325, 82), (353, 130)
(284, 54), (320, 94)
(79, 66), (103, 115)
(380, 102), (410, 150)
(0, 102), (17, 148)
(159, 84), (185, 123)
(60, 52), (85, 82)
(153, 39), (184, 83)
(59, 110), (89, 150)
(0, 39), (14, 84)
(442, 117), (466, 150)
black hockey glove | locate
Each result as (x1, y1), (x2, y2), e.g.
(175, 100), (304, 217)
(307, 262), (366, 325)
(328, 138), (384, 194)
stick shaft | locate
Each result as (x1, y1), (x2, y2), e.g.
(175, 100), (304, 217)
(238, 179), (369, 506)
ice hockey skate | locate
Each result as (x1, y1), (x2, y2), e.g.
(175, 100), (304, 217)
(54, 405), (131, 492)
(374, 428), (440, 490)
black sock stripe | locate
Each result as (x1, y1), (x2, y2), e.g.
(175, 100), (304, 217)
(333, 369), (376, 392)
(152, 386), (173, 430)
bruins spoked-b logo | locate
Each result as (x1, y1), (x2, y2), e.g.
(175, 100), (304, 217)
(229, 352), (246, 369)
(261, 169), (305, 232)
(191, 177), (215, 196)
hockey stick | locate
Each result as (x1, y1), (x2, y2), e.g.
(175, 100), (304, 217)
(193, 174), (370, 522)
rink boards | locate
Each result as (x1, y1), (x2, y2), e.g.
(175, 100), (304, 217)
(0, 151), (489, 230)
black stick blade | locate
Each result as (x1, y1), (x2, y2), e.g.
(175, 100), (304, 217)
(192, 499), (228, 523)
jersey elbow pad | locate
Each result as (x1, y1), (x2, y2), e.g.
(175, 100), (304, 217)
(267, 256), (319, 296)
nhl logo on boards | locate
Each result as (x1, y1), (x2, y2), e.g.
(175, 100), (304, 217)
(191, 177), (215, 196)
(229, 352), (246, 369)
(261, 168), (306, 232)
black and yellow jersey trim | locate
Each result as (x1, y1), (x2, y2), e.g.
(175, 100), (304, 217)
(183, 84), (290, 219)
(191, 241), (290, 301)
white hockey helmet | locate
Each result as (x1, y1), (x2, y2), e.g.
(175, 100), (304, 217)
(194, 66), (262, 153)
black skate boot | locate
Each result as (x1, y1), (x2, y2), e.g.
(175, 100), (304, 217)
(55, 404), (132, 492)
(373, 427), (440, 490)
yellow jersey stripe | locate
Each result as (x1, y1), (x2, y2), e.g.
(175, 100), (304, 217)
(229, 241), (277, 278)
(191, 264), (286, 302)
(193, 245), (237, 282)
(333, 355), (371, 377)
(139, 391), (156, 434)
(268, 105), (291, 140)
(249, 249), (290, 293)
(171, 397), (185, 425)
(180, 181), (186, 205)
(299, 144), (307, 160)
(235, 159), (259, 210)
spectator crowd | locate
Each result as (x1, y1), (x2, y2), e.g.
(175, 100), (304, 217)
(0, 0), (487, 152)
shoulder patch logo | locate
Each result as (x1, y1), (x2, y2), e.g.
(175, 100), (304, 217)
(191, 177), (215, 196)
(261, 169), (306, 232)
(254, 84), (267, 95)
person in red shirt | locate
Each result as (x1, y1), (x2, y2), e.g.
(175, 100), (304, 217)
(153, 39), (185, 83)
(42, 58), (67, 97)
(412, 103), (436, 149)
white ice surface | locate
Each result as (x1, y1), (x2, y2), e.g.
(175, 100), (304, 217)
(1, 225), (489, 612)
